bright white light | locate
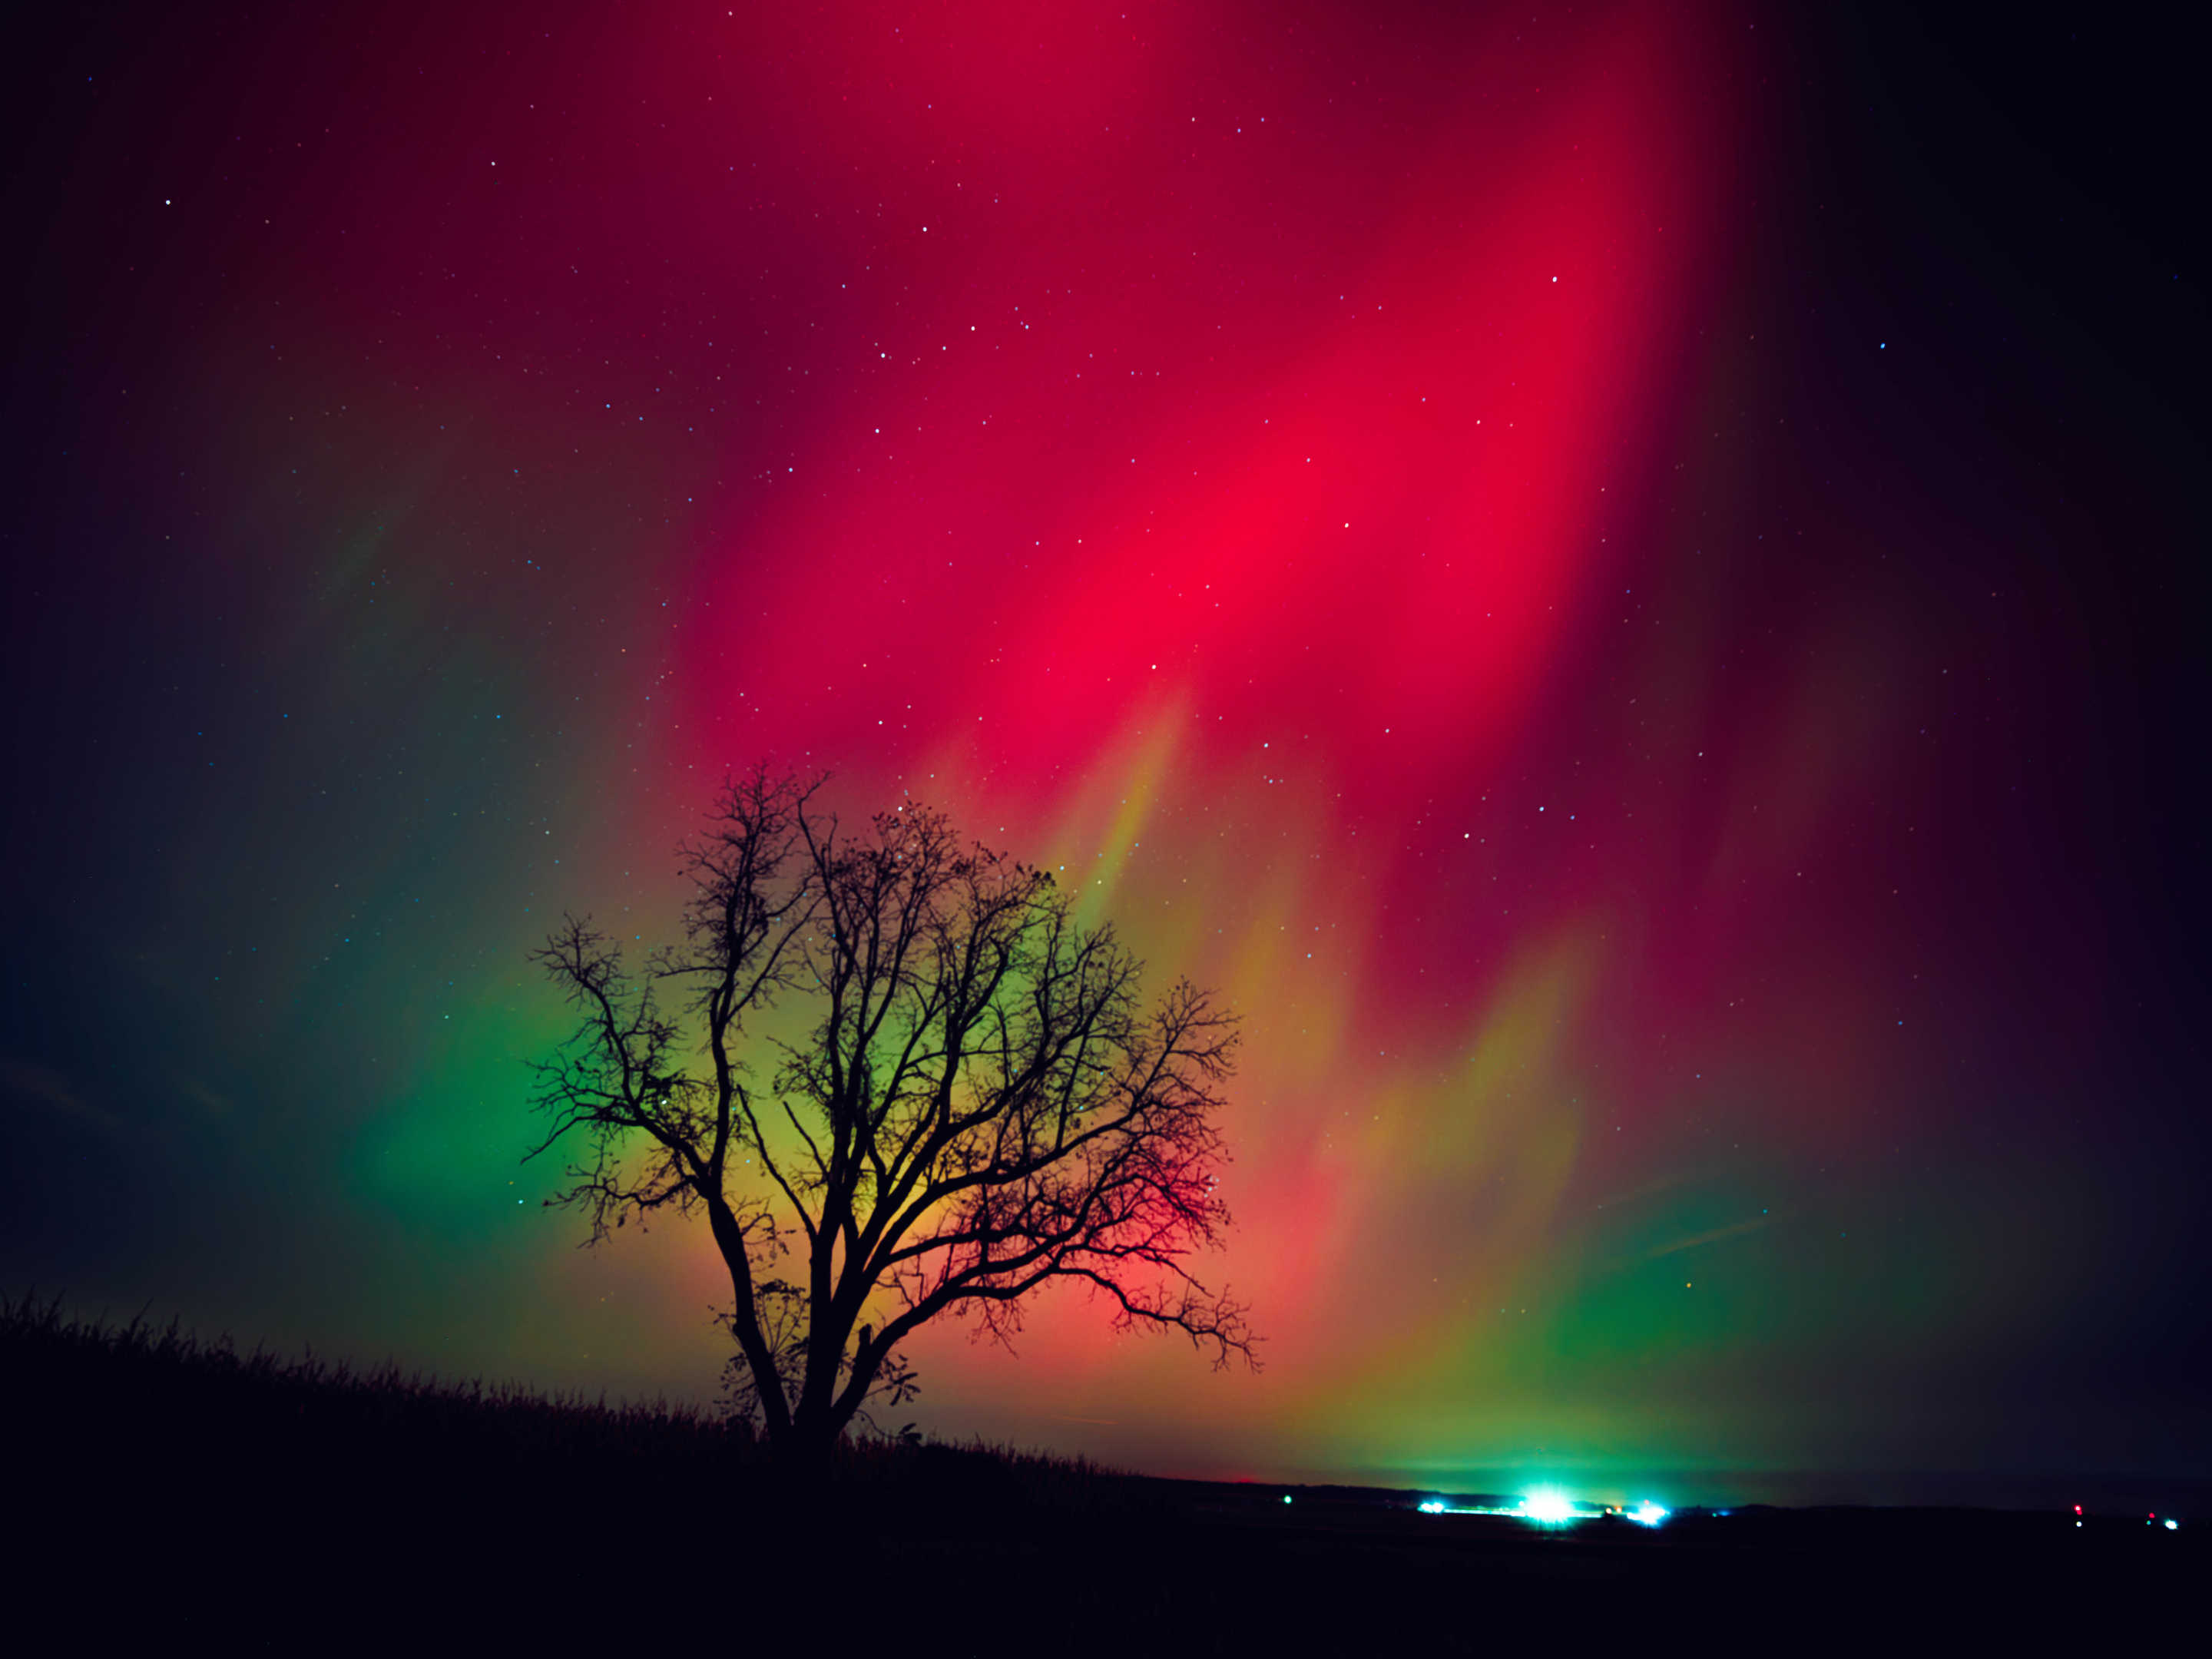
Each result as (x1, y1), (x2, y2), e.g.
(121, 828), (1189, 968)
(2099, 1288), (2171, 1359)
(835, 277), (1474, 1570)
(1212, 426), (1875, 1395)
(1419, 1501), (1446, 1514)
(2165, 1520), (2179, 1531)
(1518, 1491), (1578, 1524)
(1629, 1502), (1671, 1527)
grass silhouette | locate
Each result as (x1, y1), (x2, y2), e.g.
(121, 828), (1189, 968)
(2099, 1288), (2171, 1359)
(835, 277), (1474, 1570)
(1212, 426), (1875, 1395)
(4, 1290), (1151, 1535)
(5, 1289), (1175, 1643)
(7, 1290), (2194, 1647)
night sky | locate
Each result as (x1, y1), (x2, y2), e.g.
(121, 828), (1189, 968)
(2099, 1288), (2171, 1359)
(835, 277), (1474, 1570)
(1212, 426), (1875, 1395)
(4, 2), (2204, 1507)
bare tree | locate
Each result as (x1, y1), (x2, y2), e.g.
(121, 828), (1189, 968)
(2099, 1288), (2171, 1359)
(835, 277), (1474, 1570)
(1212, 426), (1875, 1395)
(526, 765), (1257, 1469)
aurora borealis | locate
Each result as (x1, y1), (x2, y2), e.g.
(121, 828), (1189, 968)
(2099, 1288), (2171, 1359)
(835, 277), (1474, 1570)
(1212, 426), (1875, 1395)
(3, 2), (2204, 1506)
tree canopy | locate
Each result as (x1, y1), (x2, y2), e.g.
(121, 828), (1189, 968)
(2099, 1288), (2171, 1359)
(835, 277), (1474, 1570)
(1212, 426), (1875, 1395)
(528, 766), (1257, 1464)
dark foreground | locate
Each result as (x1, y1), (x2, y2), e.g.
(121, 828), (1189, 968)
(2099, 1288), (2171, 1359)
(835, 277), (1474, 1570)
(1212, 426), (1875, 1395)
(7, 1296), (2197, 1650)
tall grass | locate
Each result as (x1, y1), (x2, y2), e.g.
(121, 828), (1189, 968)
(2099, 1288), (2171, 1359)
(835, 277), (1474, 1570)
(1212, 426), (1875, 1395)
(1, 1290), (1137, 1517)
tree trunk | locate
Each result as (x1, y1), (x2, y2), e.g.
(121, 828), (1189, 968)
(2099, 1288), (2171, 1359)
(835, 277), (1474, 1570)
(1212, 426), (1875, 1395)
(770, 1416), (839, 1482)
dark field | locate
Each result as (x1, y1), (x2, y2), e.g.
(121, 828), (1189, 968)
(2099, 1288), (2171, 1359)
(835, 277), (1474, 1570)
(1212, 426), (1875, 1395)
(8, 1296), (2197, 1650)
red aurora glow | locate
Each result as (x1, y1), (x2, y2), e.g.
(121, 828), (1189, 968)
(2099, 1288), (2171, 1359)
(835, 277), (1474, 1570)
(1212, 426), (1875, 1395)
(634, 2), (1750, 1464)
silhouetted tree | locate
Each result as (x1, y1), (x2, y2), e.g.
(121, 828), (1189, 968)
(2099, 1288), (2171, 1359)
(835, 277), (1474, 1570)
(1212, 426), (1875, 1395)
(527, 765), (1256, 1469)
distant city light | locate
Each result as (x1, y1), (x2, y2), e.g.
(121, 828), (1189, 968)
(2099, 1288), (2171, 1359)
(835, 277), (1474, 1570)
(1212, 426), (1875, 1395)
(1629, 1501), (1671, 1527)
(2165, 1520), (2179, 1532)
(1518, 1491), (1577, 1525)
(1416, 1491), (1623, 1525)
